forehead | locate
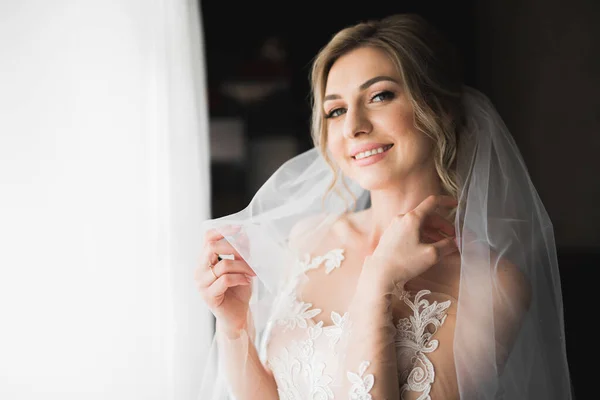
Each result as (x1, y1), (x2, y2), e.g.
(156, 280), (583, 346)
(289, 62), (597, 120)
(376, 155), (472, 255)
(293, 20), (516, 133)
(325, 46), (399, 94)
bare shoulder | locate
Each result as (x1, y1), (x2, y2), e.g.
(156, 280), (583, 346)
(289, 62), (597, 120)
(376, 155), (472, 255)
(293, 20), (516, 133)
(493, 254), (532, 312)
(454, 246), (532, 310)
(408, 248), (532, 318)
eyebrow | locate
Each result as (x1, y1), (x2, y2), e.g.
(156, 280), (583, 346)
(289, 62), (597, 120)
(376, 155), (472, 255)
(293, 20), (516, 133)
(323, 75), (399, 102)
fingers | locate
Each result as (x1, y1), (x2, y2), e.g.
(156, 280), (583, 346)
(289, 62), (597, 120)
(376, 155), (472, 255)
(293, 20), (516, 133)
(203, 225), (242, 242)
(198, 259), (256, 287)
(208, 259), (256, 285)
(197, 226), (251, 288)
(194, 252), (218, 283)
(213, 259), (256, 278)
(204, 228), (225, 243)
(395, 200), (455, 237)
(204, 238), (243, 261)
(201, 227), (244, 271)
(425, 236), (459, 264)
(421, 227), (446, 243)
(424, 212), (456, 237)
(206, 273), (252, 299)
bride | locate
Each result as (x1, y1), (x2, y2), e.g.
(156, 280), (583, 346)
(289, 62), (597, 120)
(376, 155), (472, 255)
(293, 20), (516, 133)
(195, 13), (572, 399)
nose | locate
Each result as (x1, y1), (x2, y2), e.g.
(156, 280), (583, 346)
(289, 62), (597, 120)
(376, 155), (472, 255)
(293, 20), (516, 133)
(342, 106), (372, 139)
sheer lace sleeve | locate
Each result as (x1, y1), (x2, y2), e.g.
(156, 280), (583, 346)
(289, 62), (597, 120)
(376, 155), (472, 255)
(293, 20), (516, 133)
(395, 290), (457, 399)
(333, 273), (402, 399)
(214, 311), (279, 400)
(336, 285), (455, 400)
(336, 258), (530, 399)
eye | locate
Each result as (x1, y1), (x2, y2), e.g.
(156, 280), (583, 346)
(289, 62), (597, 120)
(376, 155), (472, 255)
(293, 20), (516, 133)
(325, 108), (346, 119)
(371, 91), (395, 103)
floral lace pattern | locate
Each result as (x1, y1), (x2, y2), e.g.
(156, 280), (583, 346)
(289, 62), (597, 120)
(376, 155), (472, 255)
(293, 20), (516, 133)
(273, 248), (345, 332)
(347, 361), (374, 400)
(324, 311), (349, 351)
(298, 248), (345, 274)
(264, 249), (451, 400)
(395, 289), (451, 400)
(275, 298), (322, 331)
(269, 320), (335, 400)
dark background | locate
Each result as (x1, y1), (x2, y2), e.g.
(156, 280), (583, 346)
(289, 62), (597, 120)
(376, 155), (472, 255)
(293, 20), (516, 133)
(200, 1), (600, 397)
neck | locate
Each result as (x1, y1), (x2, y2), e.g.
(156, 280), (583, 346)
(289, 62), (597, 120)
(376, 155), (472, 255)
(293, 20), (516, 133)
(365, 165), (443, 252)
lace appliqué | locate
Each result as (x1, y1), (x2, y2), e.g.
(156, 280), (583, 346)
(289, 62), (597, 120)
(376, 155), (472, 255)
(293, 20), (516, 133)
(274, 249), (345, 332)
(323, 311), (349, 351)
(347, 360), (374, 400)
(268, 320), (335, 400)
(395, 289), (451, 400)
(392, 282), (410, 302)
(299, 248), (345, 274)
(276, 299), (322, 331)
(267, 249), (450, 399)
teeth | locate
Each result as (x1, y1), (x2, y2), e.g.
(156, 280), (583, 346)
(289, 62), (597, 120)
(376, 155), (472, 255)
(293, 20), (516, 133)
(354, 146), (388, 160)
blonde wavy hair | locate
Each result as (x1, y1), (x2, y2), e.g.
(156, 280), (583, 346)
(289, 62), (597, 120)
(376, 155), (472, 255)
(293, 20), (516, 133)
(309, 14), (465, 212)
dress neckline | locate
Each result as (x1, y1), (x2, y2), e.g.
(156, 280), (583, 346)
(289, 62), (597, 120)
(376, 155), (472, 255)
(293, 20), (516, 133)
(288, 247), (348, 329)
(287, 247), (458, 329)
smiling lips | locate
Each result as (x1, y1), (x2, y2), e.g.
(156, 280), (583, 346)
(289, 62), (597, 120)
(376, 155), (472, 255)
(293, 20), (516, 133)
(351, 144), (393, 160)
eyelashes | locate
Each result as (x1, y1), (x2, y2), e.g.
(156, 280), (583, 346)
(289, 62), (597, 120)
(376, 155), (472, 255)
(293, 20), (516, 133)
(325, 108), (345, 119)
(371, 90), (395, 103)
(324, 90), (395, 119)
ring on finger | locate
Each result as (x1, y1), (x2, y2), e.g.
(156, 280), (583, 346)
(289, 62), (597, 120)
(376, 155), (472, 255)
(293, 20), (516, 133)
(208, 259), (218, 280)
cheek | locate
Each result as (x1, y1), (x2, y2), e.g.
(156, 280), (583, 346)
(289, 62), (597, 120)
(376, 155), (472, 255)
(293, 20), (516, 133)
(326, 135), (345, 162)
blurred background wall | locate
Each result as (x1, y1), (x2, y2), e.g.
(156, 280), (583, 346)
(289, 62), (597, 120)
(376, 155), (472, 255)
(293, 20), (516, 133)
(200, 0), (599, 397)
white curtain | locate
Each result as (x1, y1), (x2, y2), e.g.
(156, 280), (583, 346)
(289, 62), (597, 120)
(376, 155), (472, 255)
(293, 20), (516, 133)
(0, 1), (212, 399)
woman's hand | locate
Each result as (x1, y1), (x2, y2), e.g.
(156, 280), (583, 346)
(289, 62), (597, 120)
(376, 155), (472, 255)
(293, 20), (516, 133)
(364, 195), (459, 292)
(194, 227), (256, 336)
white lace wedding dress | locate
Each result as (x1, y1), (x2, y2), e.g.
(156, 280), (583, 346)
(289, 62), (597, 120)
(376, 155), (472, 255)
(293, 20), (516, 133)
(258, 247), (455, 400)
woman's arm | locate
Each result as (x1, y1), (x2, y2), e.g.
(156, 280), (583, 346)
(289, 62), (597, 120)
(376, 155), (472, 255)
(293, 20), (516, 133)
(338, 260), (402, 399)
(216, 313), (279, 400)
(340, 254), (530, 400)
(410, 260), (530, 399)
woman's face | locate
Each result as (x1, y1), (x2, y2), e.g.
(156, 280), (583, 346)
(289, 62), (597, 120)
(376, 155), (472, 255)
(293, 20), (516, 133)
(323, 46), (435, 191)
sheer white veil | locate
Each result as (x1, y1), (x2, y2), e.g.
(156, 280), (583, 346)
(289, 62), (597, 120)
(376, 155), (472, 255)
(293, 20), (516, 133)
(198, 86), (572, 399)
